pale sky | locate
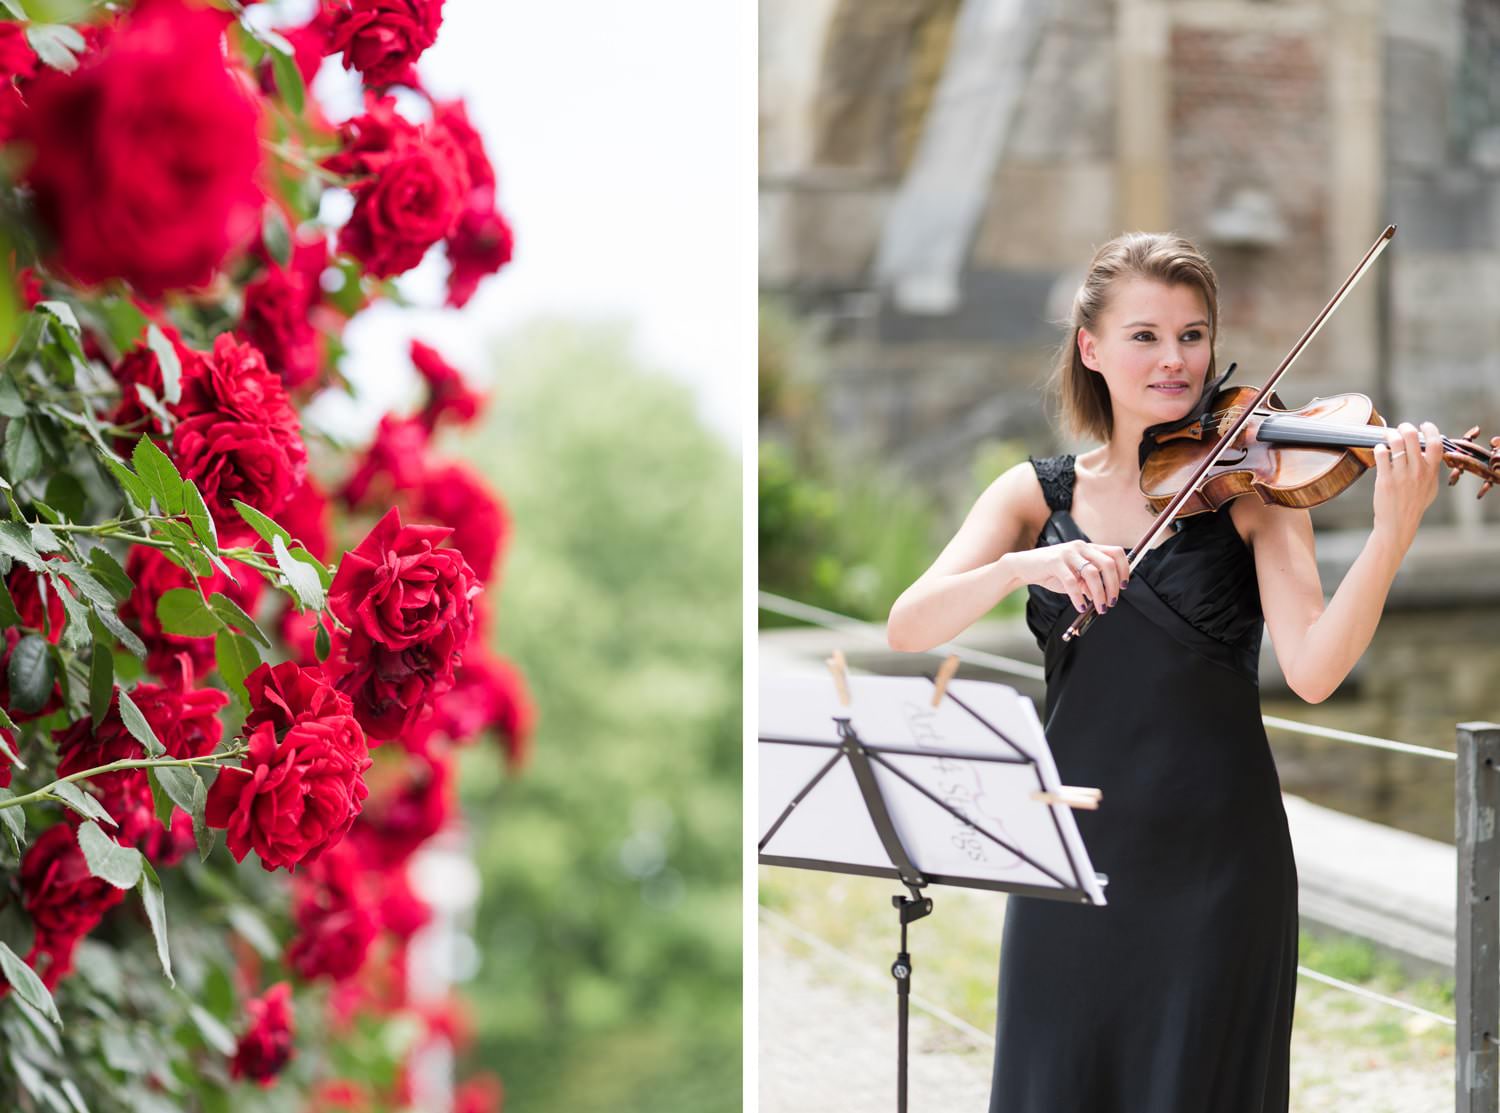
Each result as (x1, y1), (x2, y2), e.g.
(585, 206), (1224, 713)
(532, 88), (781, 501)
(287, 1), (750, 448)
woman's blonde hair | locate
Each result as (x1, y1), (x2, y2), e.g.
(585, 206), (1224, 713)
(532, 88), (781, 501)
(1054, 231), (1220, 441)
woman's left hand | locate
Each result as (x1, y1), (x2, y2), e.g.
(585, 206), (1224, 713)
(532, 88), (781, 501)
(1371, 420), (1444, 550)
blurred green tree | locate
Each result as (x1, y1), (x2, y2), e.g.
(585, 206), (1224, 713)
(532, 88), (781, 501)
(452, 321), (741, 1113)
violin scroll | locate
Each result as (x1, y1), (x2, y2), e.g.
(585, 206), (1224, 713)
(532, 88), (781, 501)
(1445, 426), (1500, 499)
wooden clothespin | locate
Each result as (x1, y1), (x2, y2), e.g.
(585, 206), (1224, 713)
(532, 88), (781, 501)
(1030, 785), (1102, 811)
(826, 649), (851, 707)
(930, 654), (960, 708)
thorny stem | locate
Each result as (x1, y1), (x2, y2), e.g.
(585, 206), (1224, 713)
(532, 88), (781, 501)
(0, 745), (251, 813)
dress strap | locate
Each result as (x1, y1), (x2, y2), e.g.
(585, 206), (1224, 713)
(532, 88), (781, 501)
(1028, 454), (1076, 513)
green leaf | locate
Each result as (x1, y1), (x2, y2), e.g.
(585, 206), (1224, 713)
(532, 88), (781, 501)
(207, 592), (268, 648)
(42, 474), (84, 522)
(96, 296), (148, 357)
(274, 535), (324, 609)
(26, 24), (84, 73)
(186, 1002), (235, 1055)
(0, 1), (26, 23)
(226, 906), (279, 959)
(0, 939), (60, 1026)
(89, 635), (112, 727)
(146, 766), (174, 828)
(5, 416), (41, 484)
(288, 544), (332, 589)
(269, 47), (305, 114)
(131, 382), (173, 433)
(157, 520), (211, 576)
(7, 633), (52, 715)
(131, 435), (183, 515)
(180, 479), (218, 554)
(314, 619), (330, 662)
(45, 573), (87, 652)
(0, 884), (33, 956)
(0, 578), (18, 628)
(0, 377), (25, 419)
(262, 206), (293, 269)
(152, 764), (198, 816)
(145, 324), (181, 407)
(0, 522), (43, 571)
(76, 820), (143, 889)
(115, 687), (165, 757)
(230, 499), (291, 549)
(213, 630), (259, 711)
(94, 603), (146, 661)
(34, 299), (78, 335)
(50, 782), (115, 828)
(28, 522), (58, 553)
(191, 774), (213, 863)
(137, 859), (173, 985)
(0, 788), (25, 855)
(155, 588), (221, 638)
(102, 455), (152, 512)
(85, 547), (132, 601)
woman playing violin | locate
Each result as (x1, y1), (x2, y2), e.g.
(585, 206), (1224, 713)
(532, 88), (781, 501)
(887, 231), (1445, 1113)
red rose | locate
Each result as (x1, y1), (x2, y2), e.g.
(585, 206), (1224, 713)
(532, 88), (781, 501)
(328, 0), (444, 88)
(444, 203), (514, 308)
(20, 824), (127, 944)
(121, 547), (263, 682)
(411, 462), (508, 585)
(241, 263), (324, 393)
(409, 340), (483, 430)
(351, 751), (449, 868)
(309, 1080), (371, 1111)
(231, 982), (296, 1086)
(205, 717), (371, 872)
(54, 682), (227, 847)
(338, 143), (466, 278)
(179, 333), (302, 433)
(0, 24), (39, 145)
(431, 99), (494, 197)
(108, 325), (201, 447)
(278, 472), (333, 560)
(376, 865), (430, 939)
(454, 1074), (505, 1113)
(6, 564), (67, 642)
(328, 507), (478, 652)
(340, 415), (429, 507)
(243, 660), (355, 740)
(323, 94), (422, 179)
(326, 630), (452, 741)
(425, 650), (535, 768)
(0, 730), (12, 789)
(14, 0), (262, 298)
(173, 419), (305, 544)
(285, 842), (378, 982)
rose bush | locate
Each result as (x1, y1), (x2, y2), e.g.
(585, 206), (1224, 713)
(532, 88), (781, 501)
(0, 0), (527, 1106)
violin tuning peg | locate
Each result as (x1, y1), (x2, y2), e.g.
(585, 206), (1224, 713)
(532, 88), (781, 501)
(1480, 480), (1494, 500)
(1464, 425), (1482, 441)
(1448, 468), (1463, 487)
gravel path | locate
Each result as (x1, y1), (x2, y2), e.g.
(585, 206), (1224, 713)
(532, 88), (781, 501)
(760, 909), (1454, 1113)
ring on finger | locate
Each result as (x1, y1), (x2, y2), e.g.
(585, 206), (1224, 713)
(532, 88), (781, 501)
(1389, 449), (1405, 460)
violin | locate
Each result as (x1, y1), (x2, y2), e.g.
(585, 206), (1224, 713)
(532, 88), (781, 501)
(1137, 385), (1500, 517)
(1062, 224), (1500, 642)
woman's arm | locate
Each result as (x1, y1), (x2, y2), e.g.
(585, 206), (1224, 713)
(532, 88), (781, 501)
(887, 462), (1129, 653)
(1244, 420), (1444, 704)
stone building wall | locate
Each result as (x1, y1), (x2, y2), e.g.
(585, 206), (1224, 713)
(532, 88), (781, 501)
(761, 0), (1500, 527)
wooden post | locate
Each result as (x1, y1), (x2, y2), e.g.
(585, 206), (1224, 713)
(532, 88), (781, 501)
(1456, 722), (1500, 1113)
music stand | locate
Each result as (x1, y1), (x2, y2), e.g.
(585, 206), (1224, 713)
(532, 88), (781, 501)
(759, 670), (1106, 1112)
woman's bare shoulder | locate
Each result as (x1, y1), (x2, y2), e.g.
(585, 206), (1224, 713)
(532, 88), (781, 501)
(971, 459), (1053, 553)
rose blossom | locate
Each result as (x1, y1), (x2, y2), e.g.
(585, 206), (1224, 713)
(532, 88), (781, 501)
(350, 750), (449, 868)
(444, 203), (514, 309)
(205, 716), (371, 872)
(241, 262), (324, 393)
(231, 982), (296, 1085)
(328, 0), (444, 89)
(328, 507), (479, 652)
(242, 660), (358, 740)
(326, 630), (454, 742)
(454, 1075), (505, 1113)
(14, 0), (262, 298)
(411, 462), (509, 585)
(20, 824), (128, 951)
(285, 841), (378, 982)
(409, 340), (482, 430)
(337, 140), (467, 278)
(340, 415), (429, 507)
(171, 334), (308, 540)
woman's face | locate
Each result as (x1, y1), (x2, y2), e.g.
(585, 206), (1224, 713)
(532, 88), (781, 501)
(1077, 277), (1212, 430)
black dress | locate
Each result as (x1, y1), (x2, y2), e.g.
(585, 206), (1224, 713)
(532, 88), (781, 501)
(987, 455), (1297, 1113)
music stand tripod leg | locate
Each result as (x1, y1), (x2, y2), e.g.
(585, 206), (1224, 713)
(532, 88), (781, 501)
(893, 889), (933, 1113)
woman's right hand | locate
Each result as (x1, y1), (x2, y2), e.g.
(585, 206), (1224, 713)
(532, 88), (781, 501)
(1005, 540), (1130, 615)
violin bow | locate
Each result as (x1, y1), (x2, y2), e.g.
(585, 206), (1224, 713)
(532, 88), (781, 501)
(1061, 224), (1398, 643)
